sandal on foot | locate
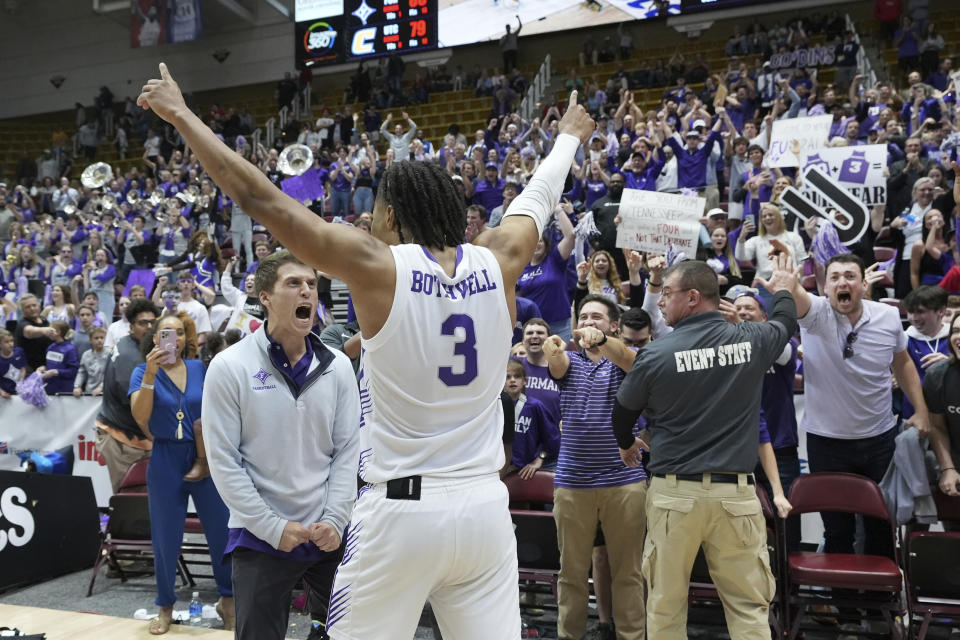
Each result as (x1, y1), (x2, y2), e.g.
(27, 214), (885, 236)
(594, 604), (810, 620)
(216, 598), (235, 631)
(149, 607), (174, 635)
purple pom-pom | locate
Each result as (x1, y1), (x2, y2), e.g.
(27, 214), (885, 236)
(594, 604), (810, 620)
(16, 372), (49, 409)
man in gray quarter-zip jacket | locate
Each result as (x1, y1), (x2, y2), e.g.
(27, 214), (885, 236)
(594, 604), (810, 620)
(202, 251), (360, 640)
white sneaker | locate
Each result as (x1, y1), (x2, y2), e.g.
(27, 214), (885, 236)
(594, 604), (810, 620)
(838, 621), (864, 640)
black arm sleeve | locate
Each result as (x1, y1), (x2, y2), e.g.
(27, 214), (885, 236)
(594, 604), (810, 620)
(501, 391), (515, 446)
(613, 398), (644, 450)
(573, 283), (588, 310)
(627, 279), (646, 308)
(768, 290), (799, 338)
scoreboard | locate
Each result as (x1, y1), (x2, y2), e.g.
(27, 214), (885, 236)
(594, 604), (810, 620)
(295, 0), (438, 68)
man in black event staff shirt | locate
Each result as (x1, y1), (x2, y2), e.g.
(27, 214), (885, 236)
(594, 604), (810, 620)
(612, 256), (798, 640)
(14, 294), (55, 372)
(95, 299), (159, 491)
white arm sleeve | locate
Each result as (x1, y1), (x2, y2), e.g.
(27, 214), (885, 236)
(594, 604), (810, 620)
(503, 133), (580, 237)
(642, 289), (672, 339)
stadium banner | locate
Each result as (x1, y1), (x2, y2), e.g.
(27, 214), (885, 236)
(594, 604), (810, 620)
(167, 0), (203, 44)
(615, 189), (705, 255)
(131, 0), (167, 48)
(766, 115), (832, 168)
(0, 395), (113, 507)
(801, 144), (889, 206)
(131, 0), (202, 48)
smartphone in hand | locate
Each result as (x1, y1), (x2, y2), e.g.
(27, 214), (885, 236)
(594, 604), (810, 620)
(158, 329), (177, 364)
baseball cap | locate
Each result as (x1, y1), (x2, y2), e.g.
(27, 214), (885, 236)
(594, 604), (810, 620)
(484, 162), (499, 170)
(685, 129), (701, 138)
(692, 119), (706, 129)
(706, 207), (727, 218)
(724, 284), (760, 302)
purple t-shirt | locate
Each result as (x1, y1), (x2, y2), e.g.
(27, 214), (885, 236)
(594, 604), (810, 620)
(583, 179), (608, 210)
(761, 339), (799, 450)
(0, 347), (27, 394)
(43, 341), (79, 394)
(520, 359), (561, 440)
(511, 394), (560, 467)
(516, 246), (571, 324)
(472, 177), (506, 212)
(330, 162), (353, 193)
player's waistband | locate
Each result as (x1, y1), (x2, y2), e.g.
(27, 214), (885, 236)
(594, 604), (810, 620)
(364, 473), (502, 501)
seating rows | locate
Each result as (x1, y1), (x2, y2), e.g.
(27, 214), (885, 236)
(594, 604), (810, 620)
(504, 469), (960, 639)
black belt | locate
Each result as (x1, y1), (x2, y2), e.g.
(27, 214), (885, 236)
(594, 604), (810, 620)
(386, 475), (422, 500)
(653, 472), (754, 485)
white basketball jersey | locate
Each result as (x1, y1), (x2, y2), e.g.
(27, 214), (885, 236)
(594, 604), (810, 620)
(358, 243), (512, 482)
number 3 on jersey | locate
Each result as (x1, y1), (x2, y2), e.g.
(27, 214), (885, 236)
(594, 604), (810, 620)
(438, 314), (478, 386)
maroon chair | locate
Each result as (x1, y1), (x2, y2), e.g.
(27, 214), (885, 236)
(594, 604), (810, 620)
(873, 246), (896, 263)
(904, 489), (960, 639)
(502, 471), (559, 605)
(503, 469), (554, 506)
(783, 473), (905, 639)
(86, 457), (201, 596)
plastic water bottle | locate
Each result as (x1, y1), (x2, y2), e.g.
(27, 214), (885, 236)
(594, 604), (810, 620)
(188, 591), (203, 627)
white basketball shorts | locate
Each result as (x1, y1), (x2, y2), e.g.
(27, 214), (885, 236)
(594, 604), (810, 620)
(326, 473), (521, 640)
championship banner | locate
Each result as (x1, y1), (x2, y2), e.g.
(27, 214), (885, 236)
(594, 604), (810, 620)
(167, 0), (203, 44)
(615, 189), (705, 255)
(766, 115), (832, 168)
(801, 144), (889, 206)
(131, 0), (202, 48)
(131, 0), (167, 48)
(0, 396), (113, 507)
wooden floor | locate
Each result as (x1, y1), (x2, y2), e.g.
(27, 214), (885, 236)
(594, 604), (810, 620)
(0, 604), (257, 639)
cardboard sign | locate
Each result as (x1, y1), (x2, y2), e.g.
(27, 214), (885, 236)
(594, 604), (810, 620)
(801, 144), (889, 206)
(767, 115), (833, 168)
(615, 189), (705, 254)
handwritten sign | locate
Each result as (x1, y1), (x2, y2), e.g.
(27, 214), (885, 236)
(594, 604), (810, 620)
(767, 115), (832, 168)
(615, 189), (705, 254)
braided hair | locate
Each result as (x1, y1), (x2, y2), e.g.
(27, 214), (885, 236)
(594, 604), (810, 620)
(377, 161), (466, 248)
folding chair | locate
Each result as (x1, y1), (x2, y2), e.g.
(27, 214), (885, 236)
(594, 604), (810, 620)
(687, 484), (785, 637)
(783, 473), (905, 639)
(503, 471), (560, 605)
(904, 489), (960, 639)
(86, 458), (197, 595)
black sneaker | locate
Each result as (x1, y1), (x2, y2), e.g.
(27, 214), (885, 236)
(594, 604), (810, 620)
(306, 622), (330, 640)
(591, 622), (616, 640)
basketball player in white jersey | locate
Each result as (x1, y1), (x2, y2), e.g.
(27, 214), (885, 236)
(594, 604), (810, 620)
(137, 63), (595, 639)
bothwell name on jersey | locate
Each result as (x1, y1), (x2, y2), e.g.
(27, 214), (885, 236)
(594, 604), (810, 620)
(410, 268), (499, 300)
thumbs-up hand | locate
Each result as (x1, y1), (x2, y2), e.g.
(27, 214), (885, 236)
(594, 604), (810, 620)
(137, 62), (188, 123)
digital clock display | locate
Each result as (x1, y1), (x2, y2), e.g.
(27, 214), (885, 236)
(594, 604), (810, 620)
(344, 0), (437, 60)
(295, 0), (438, 67)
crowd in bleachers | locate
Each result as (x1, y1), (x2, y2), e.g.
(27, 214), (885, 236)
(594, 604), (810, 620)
(1, 2), (960, 638)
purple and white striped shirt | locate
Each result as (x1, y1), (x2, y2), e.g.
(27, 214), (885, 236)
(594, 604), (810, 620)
(554, 352), (647, 489)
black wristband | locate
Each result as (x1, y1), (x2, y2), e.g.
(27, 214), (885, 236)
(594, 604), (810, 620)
(649, 280), (662, 288)
(595, 332), (608, 347)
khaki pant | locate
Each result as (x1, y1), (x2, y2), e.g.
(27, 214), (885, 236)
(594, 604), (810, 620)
(643, 475), (775, 640)
(95, 428), (151, 492)
(702, 184), (720, 214)
(554, 482), (647, 640)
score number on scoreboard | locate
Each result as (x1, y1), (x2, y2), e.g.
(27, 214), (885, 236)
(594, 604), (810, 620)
(346, 0), (438, 60)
